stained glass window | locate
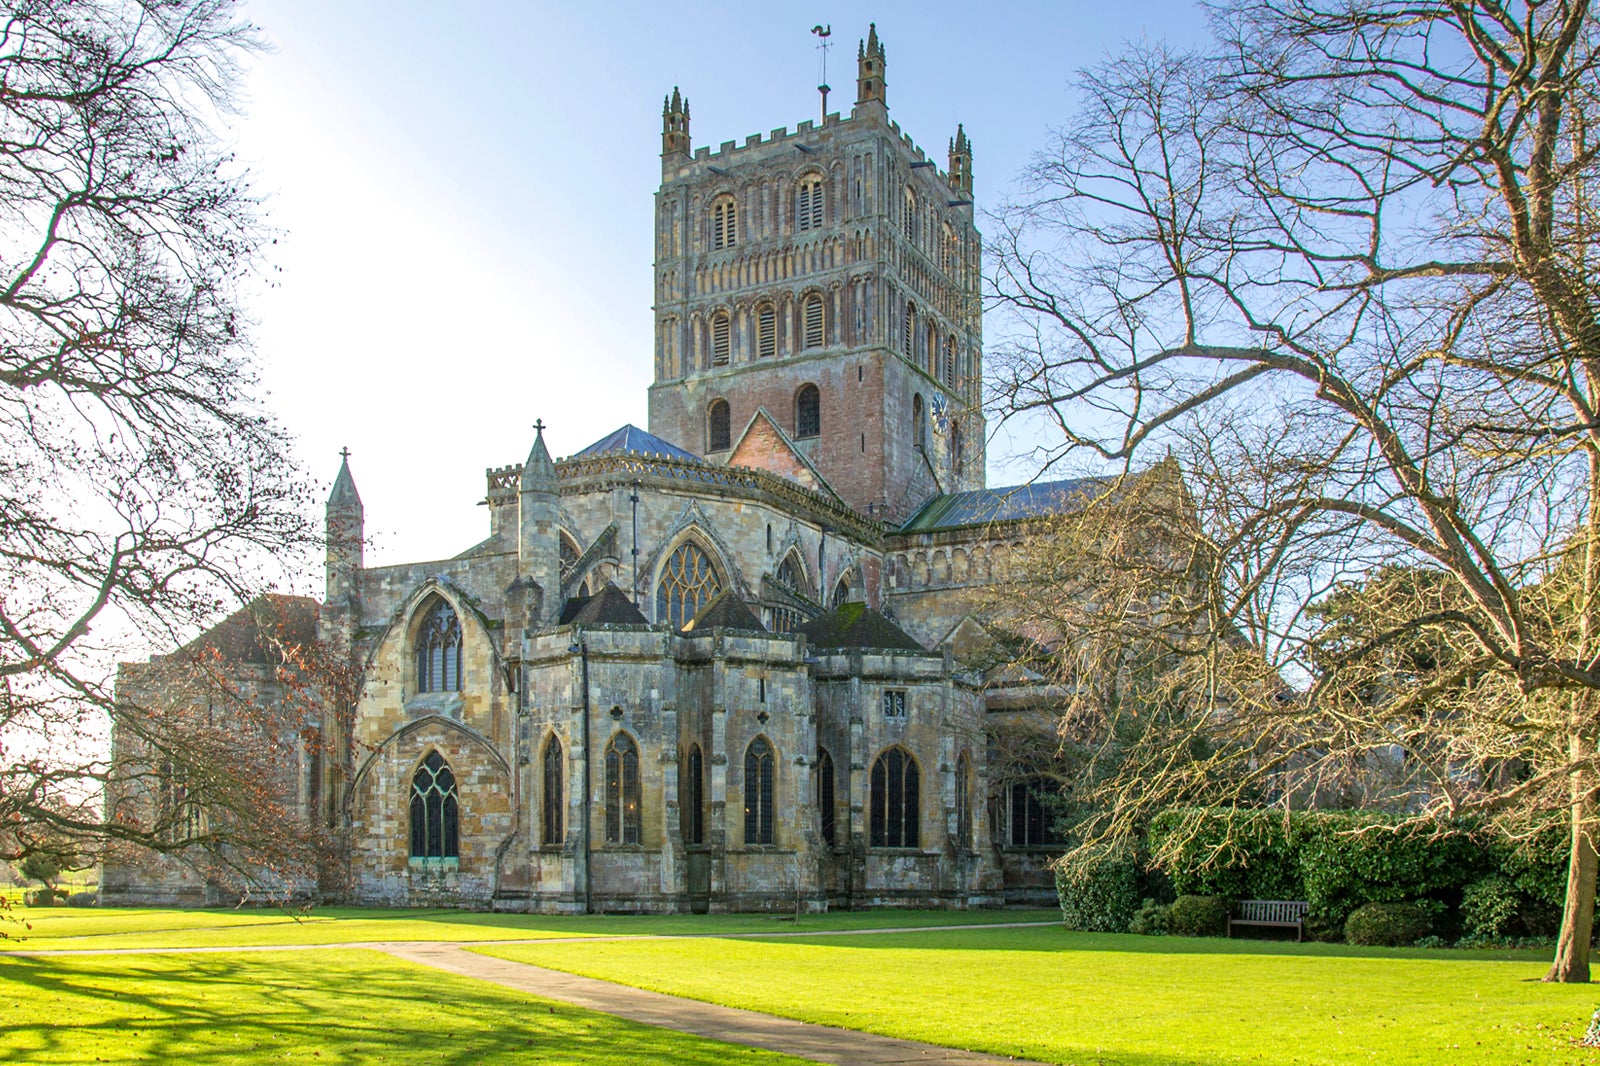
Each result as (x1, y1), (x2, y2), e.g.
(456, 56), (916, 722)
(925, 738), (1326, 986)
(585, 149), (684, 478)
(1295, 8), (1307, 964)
(870, 746), (919, 849)
(409, 751), (459, 860)
(415, 600), (462, 693)
(656, 541), (722, 628)
(744, 736), (775, 845)
(605, 732), (641, 845)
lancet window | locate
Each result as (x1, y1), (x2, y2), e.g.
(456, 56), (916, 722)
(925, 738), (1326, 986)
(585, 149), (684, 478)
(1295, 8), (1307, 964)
(415, 599), (462, 694)
(870, 746), (919, 849)
(744, 736), (775, 845)
(605, 732), (641, 845)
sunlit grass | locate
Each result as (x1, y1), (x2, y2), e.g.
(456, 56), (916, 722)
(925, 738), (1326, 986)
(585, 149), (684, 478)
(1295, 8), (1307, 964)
(4, 904), (1058, 951)
(0, 948), (809, 1065)
(476, 927), (1596, 1066)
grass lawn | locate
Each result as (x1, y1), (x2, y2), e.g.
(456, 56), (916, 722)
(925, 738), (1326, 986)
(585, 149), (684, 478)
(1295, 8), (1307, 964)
(0, 903), (1057, 951)
(0, 948), (810, 1064)
(475, 927), (1600, 1066)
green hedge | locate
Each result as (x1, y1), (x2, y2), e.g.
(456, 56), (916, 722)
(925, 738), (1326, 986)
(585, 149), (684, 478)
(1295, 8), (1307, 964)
(1345, 901), (1434, 946)
(1168, 894), (1227, 937)
(1057, 845), (1143, 932)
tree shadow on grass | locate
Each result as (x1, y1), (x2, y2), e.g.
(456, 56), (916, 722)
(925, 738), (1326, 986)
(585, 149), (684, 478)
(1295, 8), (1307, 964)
(0, 950), (798, 1064)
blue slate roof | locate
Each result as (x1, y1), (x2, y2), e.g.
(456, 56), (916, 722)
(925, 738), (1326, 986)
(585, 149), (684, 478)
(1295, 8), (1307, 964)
(898, 476), (1110, 533)
(575, 424), (698, 462)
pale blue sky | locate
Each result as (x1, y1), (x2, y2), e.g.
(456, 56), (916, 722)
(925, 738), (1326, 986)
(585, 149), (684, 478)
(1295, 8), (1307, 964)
(234, 1), (1212, 569)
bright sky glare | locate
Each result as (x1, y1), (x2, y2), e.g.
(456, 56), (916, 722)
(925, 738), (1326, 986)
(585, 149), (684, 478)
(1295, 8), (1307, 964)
(234, 0), (1211, 575)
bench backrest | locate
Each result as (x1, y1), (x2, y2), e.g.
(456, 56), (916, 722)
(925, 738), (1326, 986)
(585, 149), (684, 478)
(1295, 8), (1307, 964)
(1237, 899), (1309, 923)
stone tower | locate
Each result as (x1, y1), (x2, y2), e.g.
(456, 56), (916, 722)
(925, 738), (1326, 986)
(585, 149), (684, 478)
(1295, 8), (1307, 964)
(646, 23), (984, 521)
(518, 422), (562, 624)
(323, 451), (363, 648)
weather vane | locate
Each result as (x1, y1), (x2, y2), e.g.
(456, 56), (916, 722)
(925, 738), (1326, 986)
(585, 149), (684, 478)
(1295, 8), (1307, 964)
(811, 24), (832, 121)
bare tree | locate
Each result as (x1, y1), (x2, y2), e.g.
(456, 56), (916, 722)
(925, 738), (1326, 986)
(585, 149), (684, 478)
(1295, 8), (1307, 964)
(990, 1), (1600, 981)
(0, 1), (314, 882)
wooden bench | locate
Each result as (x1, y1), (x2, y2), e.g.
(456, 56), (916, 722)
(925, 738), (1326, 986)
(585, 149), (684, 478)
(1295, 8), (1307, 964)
(1227, 899), (1309, 941)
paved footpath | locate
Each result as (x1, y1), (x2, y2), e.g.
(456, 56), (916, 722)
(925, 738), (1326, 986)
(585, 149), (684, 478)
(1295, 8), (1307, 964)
(5, 921), (1059, 1066)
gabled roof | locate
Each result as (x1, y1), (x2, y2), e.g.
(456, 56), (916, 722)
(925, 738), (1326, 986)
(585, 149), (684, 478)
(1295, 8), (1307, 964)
(576, 424), (698, 463)
(725, 408), (837, 499)
(563, 582), (648, 626)
(898, 476), (1112, 533)
(176, 594), (320, 665)
(681, 590), (767, 634)
(800, 602), (925, 653)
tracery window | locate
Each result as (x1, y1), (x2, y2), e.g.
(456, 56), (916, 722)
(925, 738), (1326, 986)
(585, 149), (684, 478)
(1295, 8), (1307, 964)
(757, 303), (777, 359)
(795, 384), (820, 439)
(817, 748), (837, 846)
(870, 746), (919, 848)
(655, 540), (723, 629)
(775, 552), (808, 597)
(955, 752), (973, 849)
(708, 399), (731, 452)
(542, 735), (564, 846)
(415, 599), (462, 694)
(744, 736), (775, 845)
(559, 535), (583, 595)
(832, 574), (851, 607)
(712, 196), (737, 249)
(683, 744), (705, 845)
(797, 175), (825, 230)
(802, 293), (825, 349)
(711, 312), (731, 365)
(1009, 778), (1064, 847)
(409, 751), (459, 861)
(605, 732), (641, 845)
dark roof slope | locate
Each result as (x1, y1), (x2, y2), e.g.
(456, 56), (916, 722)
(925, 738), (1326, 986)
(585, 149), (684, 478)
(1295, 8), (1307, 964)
(565, 582), (648, 626)
(681, 591), (767, 634)
(575, 424), (698, 463)
(898, 476), (1110, 533)
(800, 602), (925, 652)
(176, 594), (320, 664)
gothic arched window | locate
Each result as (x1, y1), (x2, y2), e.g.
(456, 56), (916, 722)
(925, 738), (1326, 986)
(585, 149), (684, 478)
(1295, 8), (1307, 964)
(708, 399), (731, 452)
(832, 573), (851, 607)
(903, 302), (916, 358)
(912, 393), (926, 451)
(797, 175), (825, 230)
(903, 187), (918, 242)
(744, 736), (775, 845)
(712, 195), (737, 249)
(776, 552), (808, 597)
(683, 744), (705, 845)
(795, 384), (820, 439)
(409, 751), (459, 861)
(605, 732), (641, 845)
(817, 747), (837, 846)
(542, 735), (564, 846)
(415, 599), (462, 694)
(711, 311), (732, 365)
(656, 540), (723, 629)
(756, 302), (777, 359)
(955, 751), (973, 850)
(802, 293), (825, 349)
(943, 335), (957, 386)
(870, 746), (919, 849)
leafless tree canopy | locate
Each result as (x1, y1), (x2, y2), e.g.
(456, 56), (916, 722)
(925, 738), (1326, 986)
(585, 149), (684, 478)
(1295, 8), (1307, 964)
(0, 0), (314, 882)
(990, 1), (1600, 979)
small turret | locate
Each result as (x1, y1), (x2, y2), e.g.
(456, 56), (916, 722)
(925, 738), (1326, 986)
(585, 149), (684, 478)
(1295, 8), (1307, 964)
(662, 86), (690, 159)
(948, 124), (973, 198)
(518, 421), (561, 625)
(856, 23), (886, 108)
(324, 449), (364, 645)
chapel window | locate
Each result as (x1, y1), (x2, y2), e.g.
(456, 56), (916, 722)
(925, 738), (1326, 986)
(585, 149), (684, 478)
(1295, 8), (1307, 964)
(795, 384), (820, 439)
(605, 732), (642, 845)
(802, 293), (825, 349)
(797, 175), (825, 231)
(684, 744), (705, 845)
(744, 736), (775, 846)
(712, 196), (737, 249)
(711, 312), (731, 365)
(542, 735), (564, 846)
(817, 748), (837, 846)
(775, 552), (808, 597)
(870, 746), (919, 849)
(1008, 778), (1064, 847)
(955, 751), (973, 850)
(708, 399), (731, 452)
(415, 599), (462, 694)
(655, 540), (723, 629)
(757, 303), (777, 359)
(832, 573), (851, 607)
(409, 750), (459, 861)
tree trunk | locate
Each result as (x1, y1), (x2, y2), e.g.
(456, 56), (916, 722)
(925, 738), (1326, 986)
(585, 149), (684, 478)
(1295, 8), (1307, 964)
(1546, 748), (1597, 983)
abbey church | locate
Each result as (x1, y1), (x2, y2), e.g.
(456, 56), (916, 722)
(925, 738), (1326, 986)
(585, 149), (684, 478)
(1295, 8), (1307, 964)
(104, 27), (1120, 913)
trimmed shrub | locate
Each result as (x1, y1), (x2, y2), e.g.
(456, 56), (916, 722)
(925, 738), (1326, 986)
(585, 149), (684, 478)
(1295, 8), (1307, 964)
(66, 891), (97, 908)
(1461, 876), (1519, 939)
(1058, 846), (1143, 933)
(1168, 894), (1228, 937)
(23, 888), (64, 907)
(1345, 901), (1433, 946)
(1147, 809), (1304, 901)
(1128, 898), (1171, 935)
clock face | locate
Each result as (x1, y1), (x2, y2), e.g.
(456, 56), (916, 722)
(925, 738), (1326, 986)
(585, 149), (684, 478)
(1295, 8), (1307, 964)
(930, 394), (949, 432)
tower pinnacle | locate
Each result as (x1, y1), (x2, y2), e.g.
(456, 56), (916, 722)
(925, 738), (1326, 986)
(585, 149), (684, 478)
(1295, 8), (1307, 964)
(662, 86), (690, 158)
(856, 23), (886, 108)
(949, 124), (973, 198)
